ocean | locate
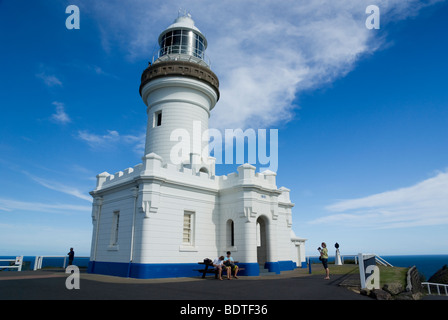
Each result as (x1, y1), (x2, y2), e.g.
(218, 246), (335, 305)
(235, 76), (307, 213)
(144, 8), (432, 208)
(1, 254), (447, 280)
(380, 255), (448, 280)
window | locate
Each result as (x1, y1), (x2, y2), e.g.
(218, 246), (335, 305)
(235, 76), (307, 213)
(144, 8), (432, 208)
(110, 210), (120, 248)
(154, 111), (162, 127)
(182, 211), (194, 245)
(227, 219), (234, 247)
(159, 29), (206, 59)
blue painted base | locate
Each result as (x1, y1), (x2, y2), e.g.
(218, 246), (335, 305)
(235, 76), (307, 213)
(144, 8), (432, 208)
(236, 263), (260, 276)
(87, 260), (303, 279)
(88, 261), (199, 279)
(264, 262), (280, 274)
(264, 260), (297, 274)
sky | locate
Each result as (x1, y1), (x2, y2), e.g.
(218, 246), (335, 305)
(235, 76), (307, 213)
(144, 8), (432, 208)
(0, 0), (447, 257)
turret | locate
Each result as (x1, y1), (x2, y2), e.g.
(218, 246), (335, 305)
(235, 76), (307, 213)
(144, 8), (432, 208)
(139, 13), (220, 174)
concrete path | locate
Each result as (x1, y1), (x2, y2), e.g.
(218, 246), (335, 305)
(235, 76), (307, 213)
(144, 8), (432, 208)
(0, 269), (369, 300)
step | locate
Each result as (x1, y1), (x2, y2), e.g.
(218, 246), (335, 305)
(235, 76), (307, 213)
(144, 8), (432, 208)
(258, 267), (277, 276)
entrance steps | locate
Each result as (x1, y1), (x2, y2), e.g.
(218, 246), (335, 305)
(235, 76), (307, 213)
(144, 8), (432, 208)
(258, 264), (277, 276)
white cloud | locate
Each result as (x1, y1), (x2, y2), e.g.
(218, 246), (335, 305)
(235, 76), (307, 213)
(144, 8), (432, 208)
(22, 171), (92, 202)
(0, 198), (91, 214)
(81, 0), (443, 130)
(51, 101), (71, 124)
(308, 170), (448, 229)
(78, 129), (120, 146)
(35, 71), (62, 87)
(77, 129), (145, 154)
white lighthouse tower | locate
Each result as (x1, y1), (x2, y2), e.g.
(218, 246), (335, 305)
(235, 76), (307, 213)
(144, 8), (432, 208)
(140, 13), (219, 174)
(88, 13), (306, 279)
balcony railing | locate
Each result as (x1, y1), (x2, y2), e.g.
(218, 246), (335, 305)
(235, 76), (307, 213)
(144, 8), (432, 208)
(422, 282), (448, 296)
(151, 45), (211, 68)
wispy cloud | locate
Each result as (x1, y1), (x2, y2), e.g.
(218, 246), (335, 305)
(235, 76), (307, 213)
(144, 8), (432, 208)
(50, 101), (71, 124)
(77, 129), (145, 154)
(22, 171), (92, 202)
(81, 0), (444, 130)
(308, 170), (448, 229)
(78, 129), (120, 146)
(36, 71), (62, 87)
(91, 65), (118, 79)
(0, 198), (91, 214)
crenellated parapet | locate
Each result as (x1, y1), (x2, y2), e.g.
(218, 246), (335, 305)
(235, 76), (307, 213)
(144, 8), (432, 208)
(93, 152), (291, 203)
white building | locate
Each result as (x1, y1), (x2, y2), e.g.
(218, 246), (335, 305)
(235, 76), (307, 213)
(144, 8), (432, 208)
(87, 14), (306, 278)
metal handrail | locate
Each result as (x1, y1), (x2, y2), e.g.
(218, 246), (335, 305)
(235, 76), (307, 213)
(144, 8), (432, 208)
(306, 254), (393, 267)
(0, 257), (23, 271)
(151, 45), (211, 67)
(422, 282), (448, 296)
(375, 255), (393, 267)
(306, 255), (359, 264)
(34, 255), (90, 270)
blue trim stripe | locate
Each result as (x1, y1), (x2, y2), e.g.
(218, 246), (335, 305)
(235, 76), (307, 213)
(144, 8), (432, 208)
(88, 260), (300, 279)
(264, 261), (280, 274)
(236, 263), (260, 276)
(89, 261), (199, 279)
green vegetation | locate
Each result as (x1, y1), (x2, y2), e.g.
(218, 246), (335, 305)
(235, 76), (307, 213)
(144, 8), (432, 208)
(378, 265), (408, 288)
(310, 263), (409, 288)
(311, 264), (359, 276)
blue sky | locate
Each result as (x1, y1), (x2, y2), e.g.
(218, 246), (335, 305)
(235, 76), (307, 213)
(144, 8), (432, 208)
(0, 0), (447, 257)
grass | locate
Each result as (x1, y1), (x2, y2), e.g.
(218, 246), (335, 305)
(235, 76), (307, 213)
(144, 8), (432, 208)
(378, 265), (408, 288)
(310, 263), (409, 288)
(310, 263), (359, 276)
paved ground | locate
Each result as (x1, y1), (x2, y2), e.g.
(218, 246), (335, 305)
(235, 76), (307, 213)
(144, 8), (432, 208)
(0, 268), (370, 300)
(1, 268), (446, 302)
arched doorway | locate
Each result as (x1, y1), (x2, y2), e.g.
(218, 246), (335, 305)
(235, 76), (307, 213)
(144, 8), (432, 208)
(256, 216), (268, 268)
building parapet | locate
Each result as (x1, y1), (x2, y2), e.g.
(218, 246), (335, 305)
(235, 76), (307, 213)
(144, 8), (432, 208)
(93, 153), (287, 200)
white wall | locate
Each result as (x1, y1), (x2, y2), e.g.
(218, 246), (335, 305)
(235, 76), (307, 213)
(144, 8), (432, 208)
(90, 159), (305, 270)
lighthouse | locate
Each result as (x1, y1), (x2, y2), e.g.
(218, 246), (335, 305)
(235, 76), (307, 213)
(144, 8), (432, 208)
(140, 13), (219, 173)
(88, 13), (306, 279)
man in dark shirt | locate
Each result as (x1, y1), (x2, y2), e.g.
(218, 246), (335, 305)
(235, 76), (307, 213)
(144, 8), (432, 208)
(67, 248), (75, 266)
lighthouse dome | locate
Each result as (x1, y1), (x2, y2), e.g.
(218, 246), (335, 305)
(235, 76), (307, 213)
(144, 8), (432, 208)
(154, 14), (210, 67)
(162, 14), (203, 36)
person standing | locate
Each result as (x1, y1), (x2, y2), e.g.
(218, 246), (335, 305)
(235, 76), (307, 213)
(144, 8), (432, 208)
(318, 242), (330, 280)
(67, 248), (75, 266)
